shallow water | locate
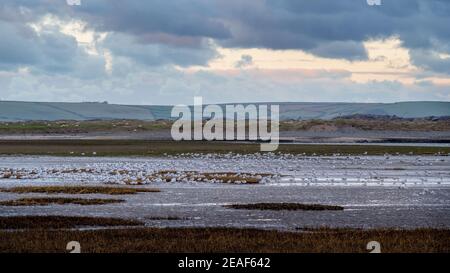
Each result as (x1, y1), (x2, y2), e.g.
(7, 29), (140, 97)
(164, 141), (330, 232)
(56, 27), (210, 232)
(0, 155), (449, 230)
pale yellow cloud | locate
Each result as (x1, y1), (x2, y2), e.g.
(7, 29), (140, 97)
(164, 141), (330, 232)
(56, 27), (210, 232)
(183, 37), (450, 86)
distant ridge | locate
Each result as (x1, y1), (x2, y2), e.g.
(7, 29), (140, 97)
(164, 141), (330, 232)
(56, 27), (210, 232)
(0, 101), (449, 121)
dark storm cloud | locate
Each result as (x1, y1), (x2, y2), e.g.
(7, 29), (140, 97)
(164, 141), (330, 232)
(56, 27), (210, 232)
(0, 0), (226, 70)
(217, 0), (449, 64)
(0, 19), (105, 78)
(1, 0), (449, 72)
(410, 50), (450, 74)
(0, 20), (78, 72)
(84, 0), (450, 68)
(104, 33), (218, 67)
(235, 54), (253, 68)
(0, 22), (40, 67)
(75, 0), (231, 40)
(310, 41), (368, 61)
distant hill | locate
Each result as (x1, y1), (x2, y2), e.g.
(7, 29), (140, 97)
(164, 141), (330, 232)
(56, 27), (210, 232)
(0, 101), (449, 121)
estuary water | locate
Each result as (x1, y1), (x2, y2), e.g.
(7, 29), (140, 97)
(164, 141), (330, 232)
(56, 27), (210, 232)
(0, 155), (449, 230)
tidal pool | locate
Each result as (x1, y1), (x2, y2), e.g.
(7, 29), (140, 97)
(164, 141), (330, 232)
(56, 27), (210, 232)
(0, 155), (449, 230)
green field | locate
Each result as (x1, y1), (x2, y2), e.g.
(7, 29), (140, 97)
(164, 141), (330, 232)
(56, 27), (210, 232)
(1, 118), (450, 134)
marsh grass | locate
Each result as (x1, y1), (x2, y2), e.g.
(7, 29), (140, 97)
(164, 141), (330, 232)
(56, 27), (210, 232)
(0, 227), (448, 253)
(224, 203), (344, 211)
(0, 186), (160, 195)
(0, 216), (447, 253)
(0, 216), (143, 229)
(0, 197), (124, 206)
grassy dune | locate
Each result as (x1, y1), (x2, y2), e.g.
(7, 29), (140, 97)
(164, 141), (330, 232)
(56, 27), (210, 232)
(280, 118), (450, 131)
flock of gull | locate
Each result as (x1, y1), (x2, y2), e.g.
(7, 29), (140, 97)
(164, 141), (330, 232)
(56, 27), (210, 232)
(0, 153), (448, 187)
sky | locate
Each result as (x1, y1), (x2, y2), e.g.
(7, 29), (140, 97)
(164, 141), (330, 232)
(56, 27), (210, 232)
(0, 0), (449, 105)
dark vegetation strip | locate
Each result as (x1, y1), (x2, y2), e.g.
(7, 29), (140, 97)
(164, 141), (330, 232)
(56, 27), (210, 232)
(0, 140), (448, 156)
(0, 227), (448, 253)
(0, 186), (160, 195)
(224, 203), (344, 211)
(146, 216), (186, 220)
(0, 197), (124, 206)
(1, 118), (449, 133)
(0, 216), (143, 229)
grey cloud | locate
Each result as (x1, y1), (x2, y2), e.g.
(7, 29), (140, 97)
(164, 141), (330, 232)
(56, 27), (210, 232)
(0, 22), (40, 68)
(1, 0), (450, 74)
(310, 41), (368, 60)
(75, 0), (231, 40)
(235, 54), (253, 68)
(410, 49), (450, 74)
(104, 33), (218, 67)
(2, 68), (449, 104)
(218, 0), (450, 65)
(0, 19), (105, 78)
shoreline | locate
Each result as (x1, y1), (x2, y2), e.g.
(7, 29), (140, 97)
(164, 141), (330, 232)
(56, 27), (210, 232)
(0, 139), (449, 156)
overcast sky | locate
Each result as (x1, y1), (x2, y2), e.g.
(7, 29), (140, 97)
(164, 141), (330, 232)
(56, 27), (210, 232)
(0, 0), (449, 104)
